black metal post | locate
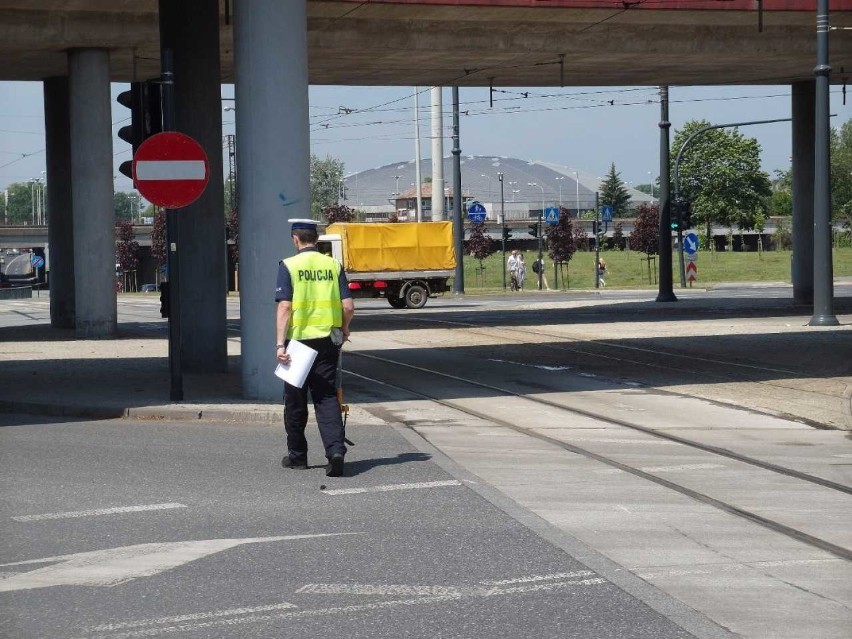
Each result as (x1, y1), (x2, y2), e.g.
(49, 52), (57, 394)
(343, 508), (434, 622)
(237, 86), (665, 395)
(161, 49), (183, 400)
(810, 0), (838, 326)
(451, 86), (464, 295)
(595, 191), (600, 289)
(537, 210), (543, 291)
(656, 85), (677, 303)
(499, 172), (506, 290)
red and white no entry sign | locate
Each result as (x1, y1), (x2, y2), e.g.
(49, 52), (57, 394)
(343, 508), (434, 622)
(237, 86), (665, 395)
(133, 132), (210, 209)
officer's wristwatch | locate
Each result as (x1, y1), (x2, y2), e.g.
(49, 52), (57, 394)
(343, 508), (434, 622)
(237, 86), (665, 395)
(276, 344), (285, 349)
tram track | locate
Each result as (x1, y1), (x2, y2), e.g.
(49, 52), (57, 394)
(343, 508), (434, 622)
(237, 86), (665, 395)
(345, 350), (852, 563)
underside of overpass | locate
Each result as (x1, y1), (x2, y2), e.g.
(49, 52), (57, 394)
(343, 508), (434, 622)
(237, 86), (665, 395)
(0, 1), (850, 86)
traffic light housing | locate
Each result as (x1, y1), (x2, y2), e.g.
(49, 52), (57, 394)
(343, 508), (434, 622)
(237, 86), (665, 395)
(680, 199), (693, 229)
(502, 227), (512, 241)
(117, 81), (163, 180)
(528, 223), (538, 238)
(592, 220), (599, 235)
(670, 199), (682, 231)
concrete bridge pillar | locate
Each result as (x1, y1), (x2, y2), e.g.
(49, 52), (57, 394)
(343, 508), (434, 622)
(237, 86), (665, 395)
(43, 76), (75, 329)
(791, 80), (815, 306)
(159, 0), (227, 372)
(234, 0), (310, 399)
(68, 48), (116, 338)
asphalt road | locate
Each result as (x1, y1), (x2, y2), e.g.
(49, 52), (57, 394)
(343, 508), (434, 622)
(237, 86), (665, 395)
(1, 414), (696, 639)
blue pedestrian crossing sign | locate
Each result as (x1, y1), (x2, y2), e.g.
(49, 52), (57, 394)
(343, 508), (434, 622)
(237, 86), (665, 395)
(684, 232), (699, 255)
(544, 207), (560, 224)
(601, 205), (614, 223)
(467, 201), (487, 223)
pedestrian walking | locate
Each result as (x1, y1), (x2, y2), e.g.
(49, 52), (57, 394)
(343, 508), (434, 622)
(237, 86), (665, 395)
(507, 250), (520, 291)
(597, 258), (607, 287)
(517, 253), (526, 290)
(275, 219), (355, 477)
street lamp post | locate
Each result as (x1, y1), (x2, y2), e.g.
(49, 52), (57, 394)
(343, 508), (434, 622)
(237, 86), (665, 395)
(393, 175), (400, 197)
(648, 171), (655, 199)
(555, 176), (564, 207)
(481, 174), (492, 201)
(575, 171), (580, 218)
(498, 172), (506, 290)
(528, 182), (545, 290)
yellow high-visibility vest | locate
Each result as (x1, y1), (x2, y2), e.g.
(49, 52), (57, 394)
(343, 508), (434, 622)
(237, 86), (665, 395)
(282, 250), (343, 340)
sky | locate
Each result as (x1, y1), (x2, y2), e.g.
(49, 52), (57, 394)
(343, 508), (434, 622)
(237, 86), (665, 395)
(1, 81), (849, 197)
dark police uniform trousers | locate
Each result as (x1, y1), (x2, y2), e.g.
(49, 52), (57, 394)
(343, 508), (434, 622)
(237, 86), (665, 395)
(283, 335), (346, 461)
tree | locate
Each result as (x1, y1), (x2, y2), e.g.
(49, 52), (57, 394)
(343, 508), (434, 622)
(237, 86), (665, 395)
(114, 191), (134, 221)
(226, 207), (239, 264)
(831, 120), (852, 229)
(609, 221), (626, 251)
(630, 203), (659, 256)
(3, 182), (35, 225)
(546, 207), (577, 288)
(672, 119), (771, 239)
(323, 204), (354, 225)
(465, 221), (494, 285)
(767, 169), (793, 217)
(598, 163), (631, 216)
(151, 208), (167, 272)
(115, 220), (139, 291)
(572, 222), (589, 252)
(310, 154), (345, 218)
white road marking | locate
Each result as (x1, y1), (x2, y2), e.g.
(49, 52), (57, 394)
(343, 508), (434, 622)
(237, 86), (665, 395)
(322, 480), (461, 496)
(88, 602), (298, 632)
(81, 577), (607, 638)
(12, 503), (186, 522)
(0, 533), (359, 593)
(296, 584), (463, 596)
(480, 570), (596, 586)
(580, 438), (677, 446)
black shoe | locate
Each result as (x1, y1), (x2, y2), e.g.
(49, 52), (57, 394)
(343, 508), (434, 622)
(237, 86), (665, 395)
(282, 455), (308, 470)
(325, 454), (344, 477)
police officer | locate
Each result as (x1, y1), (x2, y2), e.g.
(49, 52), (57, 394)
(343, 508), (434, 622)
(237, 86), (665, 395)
(275, 219), (355, 477)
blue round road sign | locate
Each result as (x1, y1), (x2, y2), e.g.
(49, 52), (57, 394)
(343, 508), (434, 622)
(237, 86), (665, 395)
(31, 255), (45, 269)
(684, 232), (699, 255)
(467, 201), (487, 223)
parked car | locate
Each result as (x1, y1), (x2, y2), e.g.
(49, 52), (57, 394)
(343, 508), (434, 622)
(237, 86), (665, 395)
(140, 283), (158, 293)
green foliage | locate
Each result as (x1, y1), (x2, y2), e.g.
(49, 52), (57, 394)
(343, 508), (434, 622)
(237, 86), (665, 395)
(598, 163), (631, 216)
(114, 192), (134, 221)
(631, 203), (659, 256)
(310, 154), (345, 218)
(831, 120), (852, 226)
(608, 221), (626, 251)
(672, 120), (772, 232)
(3, 182), (35, 225)
(771, 217), (792, 250)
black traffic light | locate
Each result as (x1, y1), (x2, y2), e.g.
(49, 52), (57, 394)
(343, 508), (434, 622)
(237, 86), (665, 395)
(502, 227), (512, 241)
(592, 220), (599, 235)
(117, 81), (163, 180)
(670, 199), (682, 231)
(528, 223), (538, 238)
(680, 199), (693, 229)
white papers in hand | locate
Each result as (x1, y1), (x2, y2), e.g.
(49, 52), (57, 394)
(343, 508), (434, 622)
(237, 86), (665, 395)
(274, 340), (318, 388)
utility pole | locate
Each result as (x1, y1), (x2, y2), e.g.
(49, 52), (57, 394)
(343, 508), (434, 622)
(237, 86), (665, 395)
(414, 88), (423, 222)
(595, 191), (600, 289)
(656, 85), (677, 303)
(499, 172), (506, 290)
(810, 0), (838, 326)
(451, 86), (464, 294)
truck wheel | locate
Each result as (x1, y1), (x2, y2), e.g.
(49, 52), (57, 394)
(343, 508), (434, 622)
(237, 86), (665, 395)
(387, 296), (406, 309)
(404, 284), (428, 309)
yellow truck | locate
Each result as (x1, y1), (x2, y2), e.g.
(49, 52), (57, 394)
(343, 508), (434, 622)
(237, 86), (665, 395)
(319, 222), (456, 309)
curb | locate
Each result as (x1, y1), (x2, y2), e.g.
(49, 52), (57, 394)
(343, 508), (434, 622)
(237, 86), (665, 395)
(0, 399), (282, 423)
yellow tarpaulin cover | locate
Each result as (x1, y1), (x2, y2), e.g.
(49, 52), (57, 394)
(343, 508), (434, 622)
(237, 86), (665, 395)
(325, 222), (456, 273)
